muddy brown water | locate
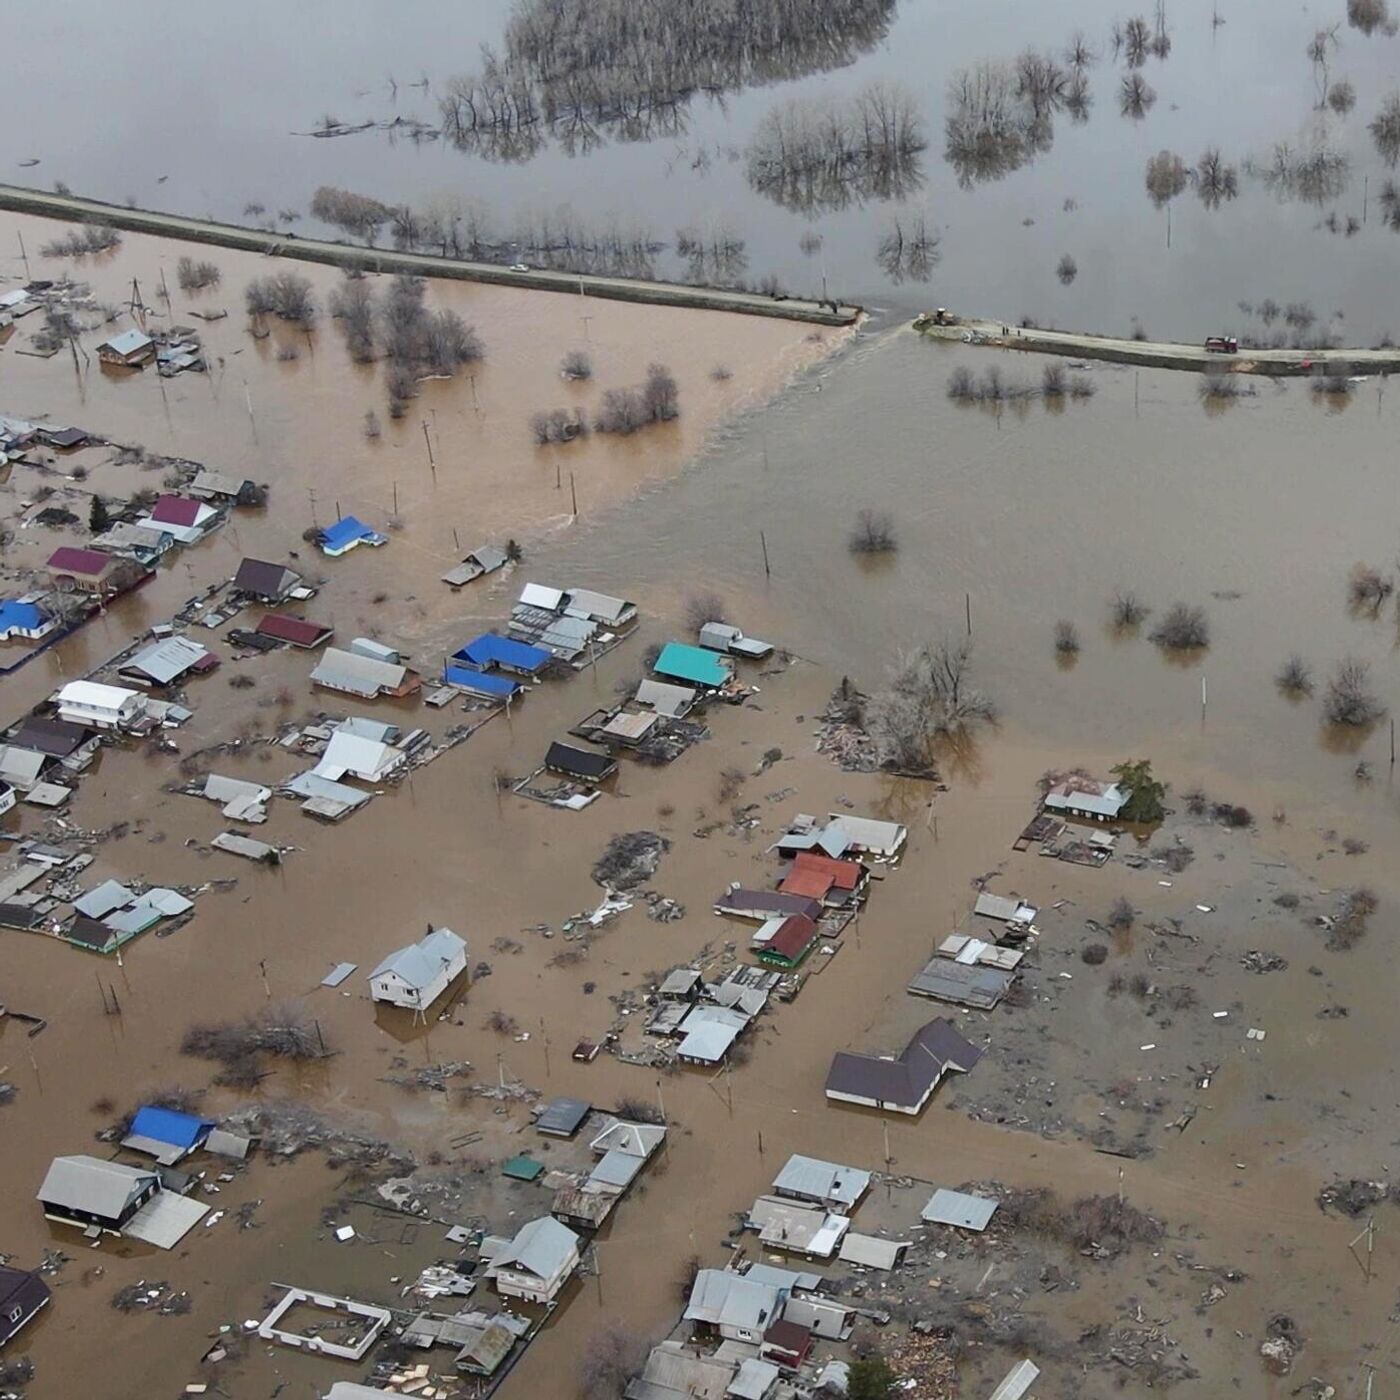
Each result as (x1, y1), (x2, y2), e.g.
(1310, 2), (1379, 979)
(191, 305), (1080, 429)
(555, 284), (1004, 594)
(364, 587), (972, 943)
(4, 2), (1400, 332)
(1, 218), (1400, 1396)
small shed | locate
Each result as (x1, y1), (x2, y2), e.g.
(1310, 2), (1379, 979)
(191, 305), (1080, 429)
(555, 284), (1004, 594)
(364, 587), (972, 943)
(535, 1096), (592, 1138)
(97, 329), (156, 367)
(501, 1154), (545, 1182)
(921, 1187), (999, 1232)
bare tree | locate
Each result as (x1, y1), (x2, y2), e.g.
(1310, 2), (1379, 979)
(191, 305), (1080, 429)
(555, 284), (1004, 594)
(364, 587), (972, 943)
(577, 1323), (646, 1400)
(1347, 562), (1393, 613)
(561, 348), (593, 379)
(245, 272), (317, 327)
(872, 638), (996, 771)
(1149, 602), (1209, 650)
(1371, 92), (1400, 167)
(1042, 362), (1066, 396)
(310, 185), (394, 243)
(1145, 150), (1187, 207)
(1056, 253), (1078, 284)
(329, 277), (376, 361)
(1065, 30), (1098, 69)
(1119, 73), (1156, 119)
(1276, 654), (1313, 694)
(1193, 148), (1239, 207)
(1111, 590), (1149, 628)
(848, 508), (898, 554)
(176, 256), (221, 291)
(642, 363), (680, 421)
(1054, 620), (1080, 654)
(1323, 657), (1386, 726)
(1348, 0), (1398, 35)
(1328, 79), (1357, 115)
(684, 590), (726, 631)
(1123, 16), (1152, 67)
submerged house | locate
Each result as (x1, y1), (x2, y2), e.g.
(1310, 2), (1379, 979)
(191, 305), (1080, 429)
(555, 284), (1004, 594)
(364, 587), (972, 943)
(139, 495), (219, 545)
(118, 635), (216, 688)
(55, 680), (147, 730)
(653, 642), (733, 691)
(825, 1018), (983, 1115)
(508, 583), (638, 662)
(441, 545), (509, 588)
(311, 647), (420, 700)
(96, 329), (155, 367)
(453, 634), (552, 679)
(699, 621), (773, 659)
(368, 927), (467, 1011)
(777, 851), (868, 909)
(37, 1155), (159, 1234)
(1043, 776), (1129, 822)
(754, 913), (820, 969)
(770, 1155), (870, 1212)
(121, 1105), (216, 1165)
(317, 515), (387, 557)
(684, 1270), (785, 1344)
(46, 546), (142, 598)
(0, 597), (57, 642)
(89, 521), (175, 566)
(544, 741), (617, 786)
(0, 1265), (50, 1347)
(233, 557), (302, 603)
(485, 1216), (580, 1305)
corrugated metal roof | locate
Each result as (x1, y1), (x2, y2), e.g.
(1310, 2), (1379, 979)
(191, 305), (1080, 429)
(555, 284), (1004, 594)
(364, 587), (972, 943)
(311, 648), (407, 697)
(443, 665), (519, 698)
(837, 1233), (909, 1269)
(100, 329), (154, 357)
(771, 1155), (870, 1209)
(57, 680), (141, 712)
(125, 1105), (213, 1151)
(318, 515), (385, 553)
(654, 642), (731, 688)
(684, 1271), (781, 1331)
(921, 1188), (999, 1231)
(368, 926), (466, 990)
(907, 957), (1014, 1009)
(988, 1360), (1041, 1400)
(257, 613), (330, 648)
(313, 730), (403, 783)
(74, 879), (136, 919)
(518, 582), (565, 611)
(491, 1215), (578, 1280)
(121, 635), (210, 685)
(634, 679), (695, 717)
(564, 588), (633, 623)
(456, 634), (551, 674)
(234, 558), (299, 598)
(37, 1155), (155, 1219)
(150, 495), (206, 528)
(47, 546), (113, 576)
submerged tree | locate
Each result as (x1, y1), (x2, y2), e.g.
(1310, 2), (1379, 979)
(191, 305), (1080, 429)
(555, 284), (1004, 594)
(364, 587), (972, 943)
(1370, 92), (1400, 168)
(1119, 72), (1157, 120)
(1194, 148), (1239, 207)
(1110, 758), (1166, 823)
(1323, 657), (1385, 726)
(1145, 150), (1188, 207)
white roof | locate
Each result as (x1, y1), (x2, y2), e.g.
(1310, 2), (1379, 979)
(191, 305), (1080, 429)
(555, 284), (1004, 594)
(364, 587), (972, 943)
(988, 1361), (1042, 1400)
(74, 879), (136, 918)
(921, 1187), (999, 1231)
(314, 730), (404, 784)
(677, 1004), (747, 1062)
(589, 1119), (666, 1159)
(518, 582), (565, 611)
(57, 680), (142, 711)
(973, 892), (1037, 924)
(101, 329), (154, 356)
(825, 813), (906, 857)
(1045, 780), (1127, 818)
(0, 746), (47, 786)
(748, 1196), (849, 1257)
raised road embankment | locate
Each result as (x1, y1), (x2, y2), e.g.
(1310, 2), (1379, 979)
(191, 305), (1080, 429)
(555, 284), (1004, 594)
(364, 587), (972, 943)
(0, 184), (861, 327)
(915, 314), (1400, 375)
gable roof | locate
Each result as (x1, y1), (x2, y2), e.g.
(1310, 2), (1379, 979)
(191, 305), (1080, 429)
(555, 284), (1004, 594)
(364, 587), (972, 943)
(634, 679), (696, 717)
(764, 914), (819, 962)
(790, 851), (864, 889)
(150, 495), (206, 528)
(1045, 777), (1128, 818)
(654, 642), (731, 689)
(443, 664), (520, 698)
(123, 1105), (215, 1158)
(715, 888), (823, 921)
(684, 1270), (782, 1331)
(825, 1019), (982, 1109)
(120, 635), (212, 685)
(37, 1155), (156, 1218)
(455, 634), (551, 674)
(47, 546), (112, 576)
(545, 741), (615, 780)
(319, 515), (384, 553)
(0, 599), (45, 633)
(369, 927), (466, 990)
(100, 329), (154, 357)
(234, 558), (300, 597)
(492, 1215), (578, 1280)
(772, 1154), (870, 1209)
(311, 647), (411, 697)
(257, 613), (332, 648)
(12, 715), (90, 757)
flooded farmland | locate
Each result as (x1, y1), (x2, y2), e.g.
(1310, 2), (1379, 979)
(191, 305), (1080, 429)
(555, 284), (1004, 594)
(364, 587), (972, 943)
(4, 1), (1400, 335)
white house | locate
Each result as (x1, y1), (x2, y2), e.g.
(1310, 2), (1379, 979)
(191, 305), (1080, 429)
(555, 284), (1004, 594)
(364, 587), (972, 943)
(486, 1216), (580, 1304)
(1043, 777), (1128, 822)
(55, 680), (147, 731)
(368, 927), (467, 1011)
(684, 1270), (784, 1343)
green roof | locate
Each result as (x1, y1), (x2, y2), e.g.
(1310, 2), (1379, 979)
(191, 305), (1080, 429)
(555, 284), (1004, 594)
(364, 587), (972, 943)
(501, 1154), (544, 1181)
(654, 642), (731, 688)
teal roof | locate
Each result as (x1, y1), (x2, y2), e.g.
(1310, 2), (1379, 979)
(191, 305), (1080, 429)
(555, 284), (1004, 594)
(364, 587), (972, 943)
(654, 642), (731, 688)
(501, 1154), (544, 1182)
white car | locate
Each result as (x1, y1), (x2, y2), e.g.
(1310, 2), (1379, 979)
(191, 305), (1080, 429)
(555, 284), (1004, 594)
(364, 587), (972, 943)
(509, 263), (530, 273)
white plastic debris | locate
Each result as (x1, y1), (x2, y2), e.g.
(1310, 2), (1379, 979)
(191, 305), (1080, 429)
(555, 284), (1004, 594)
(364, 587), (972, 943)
(335, 1225), (356, 1241)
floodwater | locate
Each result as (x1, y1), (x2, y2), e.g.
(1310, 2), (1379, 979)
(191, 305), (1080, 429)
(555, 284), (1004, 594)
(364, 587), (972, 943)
(2, 210), (1400, 1399)
(3, 2), (1400, 333)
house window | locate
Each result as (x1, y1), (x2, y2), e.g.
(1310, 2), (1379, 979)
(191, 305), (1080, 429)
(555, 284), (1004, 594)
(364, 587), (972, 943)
(8, 1306), (21, 1323)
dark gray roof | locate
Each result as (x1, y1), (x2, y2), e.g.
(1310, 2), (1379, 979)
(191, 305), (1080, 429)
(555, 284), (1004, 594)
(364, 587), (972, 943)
(907, 957), (1015, 1009)
(536, 1096), (591, 1137)
(12, 715), (89, 757)
(715, 888), (823, 921)
(825, 1019), (982, 1108)
(233, 557), (300, 598)
(545, 742), (616, 781)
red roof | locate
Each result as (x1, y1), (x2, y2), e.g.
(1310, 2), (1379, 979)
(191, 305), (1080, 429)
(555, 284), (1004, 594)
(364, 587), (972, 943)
(151, 495), (203, 527)
(766, 914), (818, 961)
(763, 1318), (813, 1360)
(257, 613), (332, 648)
(779, 866), (833, 899)
(791, 851), (865, 890)
(47, 546), (112, 576)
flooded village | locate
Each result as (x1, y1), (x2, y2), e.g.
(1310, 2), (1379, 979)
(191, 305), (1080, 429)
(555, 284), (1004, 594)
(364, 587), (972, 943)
(6, 4), (1400, 1400)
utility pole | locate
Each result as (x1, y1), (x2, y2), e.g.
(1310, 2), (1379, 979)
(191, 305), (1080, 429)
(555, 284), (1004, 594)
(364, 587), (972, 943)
(965, 592), (972, 636)
(422, 420), (436, 477)
(656, 1076), (667, 1124)
(760, 530), (771, 578)
(569, 472), (578, 517)
(16, 230), (29, 277)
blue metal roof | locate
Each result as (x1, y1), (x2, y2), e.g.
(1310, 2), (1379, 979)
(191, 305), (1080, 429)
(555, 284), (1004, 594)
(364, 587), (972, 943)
(319, 516), (383, 552)
(454, 634), (551, 674)
(128, 1105), (214, 1150)
(443, 664), (520, 698)
(0, 600), (43, 633)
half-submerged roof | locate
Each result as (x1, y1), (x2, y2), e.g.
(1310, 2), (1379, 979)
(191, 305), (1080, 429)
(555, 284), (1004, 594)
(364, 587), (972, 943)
(771, 1154), (870, 1209)
(825, 1019), (982, 1110)
(369, 926), (466, 990)
(491, 1215), (578, 1280)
